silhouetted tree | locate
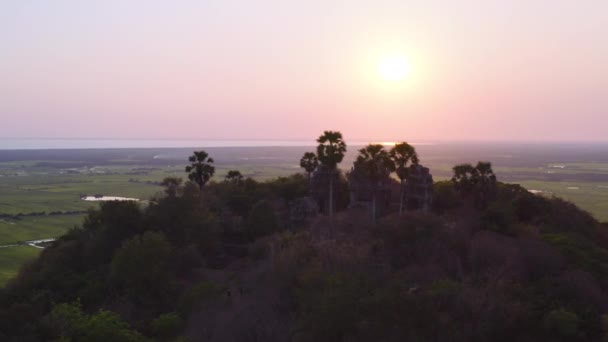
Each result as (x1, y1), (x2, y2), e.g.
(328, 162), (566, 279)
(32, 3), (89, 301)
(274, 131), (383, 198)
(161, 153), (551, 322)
(355, 144), (395, 222)
(300, 152), (319, 180)
(225, 170), (243, 184)
(316, 131), (347, 234)
(161, 177), (183, 198)
(185, 151), (215, 203)
(451, 163), (477, 194)
(472, 161), (497, 208)
(451, 162), (497, 208)
(389, 142), (419, 216)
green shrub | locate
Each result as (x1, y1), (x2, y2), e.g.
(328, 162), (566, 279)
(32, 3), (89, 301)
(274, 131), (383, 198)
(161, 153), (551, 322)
(150, 312), (184, 340)
(433, 181), (461, 213)
(47, 301), (145, 342)
(110, 232), (173, 303)
(481, 202), (516, 235)
(543, 308), (579, 339)
(177, 281), (222, 317)
(247, 200), (280, 240)
(542, 233), (608, 282)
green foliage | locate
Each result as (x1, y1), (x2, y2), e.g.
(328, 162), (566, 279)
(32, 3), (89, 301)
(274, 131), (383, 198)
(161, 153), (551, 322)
(300, 152), (319, 178)
(451, 163), (476, 193)
(542, 233), (608, 282)
(225, 170), (243, 184)
(481, 201), (516, 235)
(247, 200), (280, 240)
(83, 201), (144, 264)
(177, 281), (222, 317)
(374, 213), (445, 268)
(5, 148), (608, 342)
(47, 301), (145, 342)
(543, 308), (580, 339)
(145, 182), (221, 249)
(266, 173), (309, 203)
(542, 197), (597, 237)
(513, 191), (551, 222)
(110, 231), (173, 303)
(432, 180), (461, 213)
(161, 177), (183, 198)
(428, 278), (462, 298)
(295, 273), (371, 342)
(150, 312), (184, 340)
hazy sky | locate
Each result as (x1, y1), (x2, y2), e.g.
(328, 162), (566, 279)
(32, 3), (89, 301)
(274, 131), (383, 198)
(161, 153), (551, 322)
(1, 1), (607, 142)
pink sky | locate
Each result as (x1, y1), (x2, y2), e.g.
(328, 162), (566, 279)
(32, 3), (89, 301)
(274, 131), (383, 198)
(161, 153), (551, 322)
(1, 1), (607, 142)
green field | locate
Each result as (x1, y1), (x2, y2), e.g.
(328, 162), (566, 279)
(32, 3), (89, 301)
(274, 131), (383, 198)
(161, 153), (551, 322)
(518, 180), (608, 222)
(0, 163), (174, 286)
(0, 245), (41, 286)
(0, 215), (84, 246)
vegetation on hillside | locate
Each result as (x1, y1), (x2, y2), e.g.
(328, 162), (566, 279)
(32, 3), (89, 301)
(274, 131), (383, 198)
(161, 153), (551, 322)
(2, 134), (608, 341)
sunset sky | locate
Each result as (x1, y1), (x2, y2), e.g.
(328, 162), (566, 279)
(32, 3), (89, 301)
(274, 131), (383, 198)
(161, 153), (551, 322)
(1, 1), (607, 142)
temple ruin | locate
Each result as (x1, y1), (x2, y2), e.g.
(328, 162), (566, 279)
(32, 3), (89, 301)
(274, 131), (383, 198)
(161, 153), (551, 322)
(403, 164), (434, 211)
(347, 161), (393, 217)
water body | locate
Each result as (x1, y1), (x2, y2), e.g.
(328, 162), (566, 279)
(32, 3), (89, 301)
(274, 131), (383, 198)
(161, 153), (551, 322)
(82, 196), (139, 202)
(27, 239), (55, 249)
(0, 138), (318, 150)
(0, 138), (437, 150)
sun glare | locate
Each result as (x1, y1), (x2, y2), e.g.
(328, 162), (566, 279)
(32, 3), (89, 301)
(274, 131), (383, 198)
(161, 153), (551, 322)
(377, 55), (411, 81)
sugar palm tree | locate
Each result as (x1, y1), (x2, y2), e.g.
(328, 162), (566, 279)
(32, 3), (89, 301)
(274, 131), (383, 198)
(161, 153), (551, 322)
(355, 144), (395, 222)
(299, 152), (319, 180)
(316, 131), (347, 229)
(472, 161), (497, 208)
(389, 142), (419, 216)
(185, 151), (215, 203)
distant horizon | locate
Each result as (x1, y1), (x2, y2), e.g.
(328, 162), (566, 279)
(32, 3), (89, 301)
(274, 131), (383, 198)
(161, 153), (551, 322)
(1, 136), (607, 151)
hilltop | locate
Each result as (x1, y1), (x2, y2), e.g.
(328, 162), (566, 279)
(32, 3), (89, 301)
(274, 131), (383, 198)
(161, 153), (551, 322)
(2, 142), (608, 341)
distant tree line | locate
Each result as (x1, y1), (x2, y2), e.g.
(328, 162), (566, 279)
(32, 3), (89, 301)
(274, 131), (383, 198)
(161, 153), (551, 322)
(0, 210), (87, 220)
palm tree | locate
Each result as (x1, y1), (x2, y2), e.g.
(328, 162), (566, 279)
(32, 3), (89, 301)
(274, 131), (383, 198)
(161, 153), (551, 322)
(225, 170), (243, 184)
(316, 131), (347, 228)
(452, 162), (497, 208)
(300, 152), (319, 180)
(389, 142), (419, 216)
(185, 151), (215, 203)
(472, 161), (497, 208)
(355, 144), (395, 222)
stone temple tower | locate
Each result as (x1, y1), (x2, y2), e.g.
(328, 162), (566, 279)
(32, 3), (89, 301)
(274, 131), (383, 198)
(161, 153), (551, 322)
(404, 164), (434, 211)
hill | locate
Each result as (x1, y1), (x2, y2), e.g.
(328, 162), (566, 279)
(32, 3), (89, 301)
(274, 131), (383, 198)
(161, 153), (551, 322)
(2, 161), (608, 341)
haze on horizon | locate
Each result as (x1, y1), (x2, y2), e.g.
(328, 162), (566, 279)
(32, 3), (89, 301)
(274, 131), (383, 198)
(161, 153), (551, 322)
(1, 1), (607, 143)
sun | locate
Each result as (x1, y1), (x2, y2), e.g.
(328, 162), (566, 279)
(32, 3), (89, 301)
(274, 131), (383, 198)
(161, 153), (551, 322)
(377, 55), (411, 81)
